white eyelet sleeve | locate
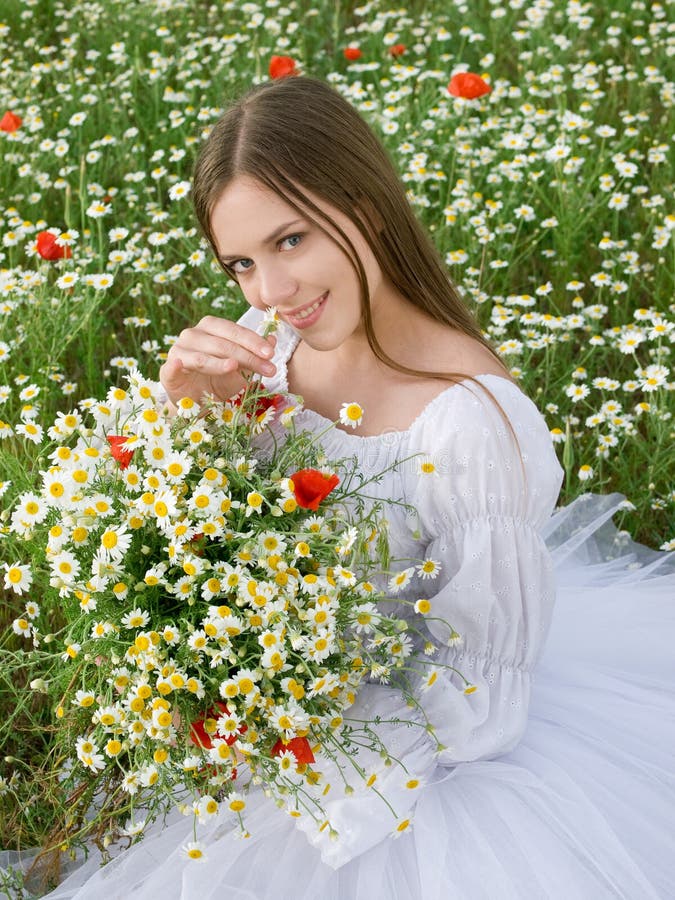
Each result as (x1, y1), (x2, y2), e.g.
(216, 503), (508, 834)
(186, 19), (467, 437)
(403, 382), (563, 764)
(293, 381), (563, 867)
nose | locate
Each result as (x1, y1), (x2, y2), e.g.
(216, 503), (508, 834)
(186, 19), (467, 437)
(256, 259), (298, 308)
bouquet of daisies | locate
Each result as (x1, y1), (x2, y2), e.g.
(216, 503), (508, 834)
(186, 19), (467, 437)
(2, 356), (459, 872)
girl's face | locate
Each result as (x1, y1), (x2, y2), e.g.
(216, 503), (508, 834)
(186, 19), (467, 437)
(210, 175), (386, 351)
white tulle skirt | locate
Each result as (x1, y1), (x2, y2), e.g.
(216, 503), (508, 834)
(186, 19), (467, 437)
(4, 493), (675, 900)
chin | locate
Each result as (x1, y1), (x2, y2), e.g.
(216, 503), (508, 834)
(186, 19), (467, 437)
(295, 333), (340, 352)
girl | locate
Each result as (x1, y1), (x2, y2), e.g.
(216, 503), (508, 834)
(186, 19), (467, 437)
(47, 76), (674, 900)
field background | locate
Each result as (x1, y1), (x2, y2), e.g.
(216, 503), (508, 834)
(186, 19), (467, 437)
(0, 0), (673, 877)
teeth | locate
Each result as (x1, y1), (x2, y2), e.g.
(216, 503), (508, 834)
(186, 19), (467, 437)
(293, 295), (325, 319)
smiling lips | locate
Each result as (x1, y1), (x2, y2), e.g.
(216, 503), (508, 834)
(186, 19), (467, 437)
(283, 292), (328, 327)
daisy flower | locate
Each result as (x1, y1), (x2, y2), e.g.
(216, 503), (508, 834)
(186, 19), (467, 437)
(392, 817), (413, 838)
(414, 598), (432, 614)
(174, 396), (199, 418)
(72, 690), (96, 708)
(121, 607), (150, 629)
(15, 421), (43, 444)
(420, 667), (441, 691)
(181, 841), (207, 862)
(61, 643), (81, 661)
(416, 457), (437, 475)
(353, 603), (379, 633)
(24, 600), (40, 619)
(168, 180), (191, 201)
(50, 550), (81, 584)
(565, 383), (590, 402)
(99, 525), (132, 560)
(280, 404), (298, 426)
(245, 491), (265, 515)
(121, 819), (147, 837)
(388, 567), (415, 593)
(75, 737), (105, 772)
(12, 617), (32, 638)
(275, 748), (298, 773)
(416, 558), (441, 579)
(227, 794), (246, 814)
(195, 795), (219, 823)
(121, 772), (140, 794)
(3, 562), (33, 595)
(163, 450), (192, 482)
(338, 401), (364, 429)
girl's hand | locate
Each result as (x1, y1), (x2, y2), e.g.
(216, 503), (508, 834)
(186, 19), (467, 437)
(159, 315), (277, 406)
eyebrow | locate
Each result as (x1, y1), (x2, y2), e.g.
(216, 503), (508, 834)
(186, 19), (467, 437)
(219, 219), (305, 264)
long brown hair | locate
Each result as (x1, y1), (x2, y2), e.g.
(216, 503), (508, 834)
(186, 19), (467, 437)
(192, 76), (525, 475)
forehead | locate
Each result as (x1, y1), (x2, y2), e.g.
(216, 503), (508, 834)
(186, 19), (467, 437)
(211, 176), (300, 252)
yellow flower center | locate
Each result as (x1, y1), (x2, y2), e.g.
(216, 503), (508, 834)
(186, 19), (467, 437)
(102, 531), (118, 549)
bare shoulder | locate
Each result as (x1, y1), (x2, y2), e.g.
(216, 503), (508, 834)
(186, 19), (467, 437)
(416, 322), (514, 382)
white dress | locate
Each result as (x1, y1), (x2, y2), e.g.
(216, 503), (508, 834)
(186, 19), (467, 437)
(21, 309), (675, 899)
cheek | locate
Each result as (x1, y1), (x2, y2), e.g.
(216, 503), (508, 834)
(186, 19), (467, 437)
(236, 279), (264, 310)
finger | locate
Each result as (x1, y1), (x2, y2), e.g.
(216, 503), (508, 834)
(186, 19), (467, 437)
(198, 316), (277, 360)
(159, 355), (184, 391)
(174, 329), (276, 376)
(168, 346), (274, 379)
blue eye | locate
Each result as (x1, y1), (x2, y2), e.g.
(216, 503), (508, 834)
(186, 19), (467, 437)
(226, 233), (303, 275)
(281, 234), (303, 249)
(231, 258), (254, 274)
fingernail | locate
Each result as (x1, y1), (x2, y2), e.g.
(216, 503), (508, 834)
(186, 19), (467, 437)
(260, 346), (273, 358)
(262, 363), (276, 375)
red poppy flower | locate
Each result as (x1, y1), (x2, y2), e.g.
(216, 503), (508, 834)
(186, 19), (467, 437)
(36, 231), (72, 261)
(269, 55), (297, 79)
(190, 702), (248, 750)
(106, 435), (135, 469)
(232, 390), (284, 421)
(289, 468), (340, 511)
(388, 43), (406, 57)
(0, 110), (22, 132)
(447, 72), (492, 100)
(344, 47), (362, 61)
(271, 736), (315, 764)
